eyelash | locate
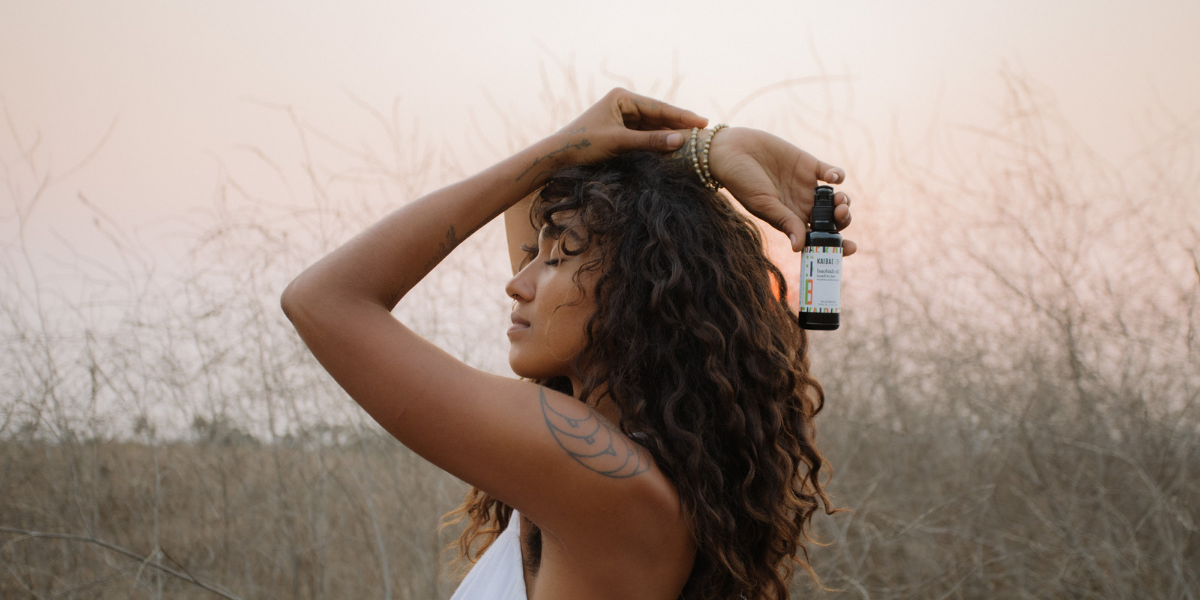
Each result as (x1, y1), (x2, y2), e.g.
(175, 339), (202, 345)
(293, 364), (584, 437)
(521, 242), (562, 267)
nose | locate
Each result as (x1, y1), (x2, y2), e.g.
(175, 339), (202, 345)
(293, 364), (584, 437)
(505, 266), (534, 304)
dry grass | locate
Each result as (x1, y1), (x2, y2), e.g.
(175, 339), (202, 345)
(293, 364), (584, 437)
(2, 67), (1197, 599)
(2, 436), (464, 599)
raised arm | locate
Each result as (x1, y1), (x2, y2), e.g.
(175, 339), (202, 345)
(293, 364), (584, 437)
(280, 88), (706, 540)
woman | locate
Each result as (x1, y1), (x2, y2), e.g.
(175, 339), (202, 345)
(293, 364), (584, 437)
(282, 88), (854, 600)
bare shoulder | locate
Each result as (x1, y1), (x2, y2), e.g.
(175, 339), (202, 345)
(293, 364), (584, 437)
(531, 395), (692, 563)
(529, 419), (695, 598)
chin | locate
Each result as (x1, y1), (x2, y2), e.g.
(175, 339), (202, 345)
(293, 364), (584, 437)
(509, 362), (533, 379)
(508, 349), (568, 382)
(507, 350), (539, 380)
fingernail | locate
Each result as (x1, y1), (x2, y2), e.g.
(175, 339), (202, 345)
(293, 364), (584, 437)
(789, 233), (798, 250)
(666, 133), (683, 147)
(828, 170), (840, 183)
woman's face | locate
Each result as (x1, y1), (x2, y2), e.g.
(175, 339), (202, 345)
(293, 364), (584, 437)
(504, 220), (600, 383)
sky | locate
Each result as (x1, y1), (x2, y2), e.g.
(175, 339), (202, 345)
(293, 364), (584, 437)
(2, 0), (1198, 279)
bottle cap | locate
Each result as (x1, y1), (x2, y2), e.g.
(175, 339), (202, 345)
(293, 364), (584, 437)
(812, 185), (836, 232)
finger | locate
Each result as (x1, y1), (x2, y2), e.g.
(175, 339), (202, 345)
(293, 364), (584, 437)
(817, 163), (845, 185)
(834, 203), (852, 231)
(620, 128), (686, 153)
(753, 203), (808, 252)
(835, 191), (850, 208)
(616, 91), (708, 130)
(843, 238), (858, 257)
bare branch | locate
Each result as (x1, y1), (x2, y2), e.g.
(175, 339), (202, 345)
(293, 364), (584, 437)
(0, 527), (245, 600)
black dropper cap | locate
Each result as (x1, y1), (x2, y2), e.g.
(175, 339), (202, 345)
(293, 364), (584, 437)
(812, 185), (836, 232)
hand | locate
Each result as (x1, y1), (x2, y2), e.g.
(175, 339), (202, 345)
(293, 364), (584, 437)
(708, 128), (856, 256)
(549, 88), (709, 166)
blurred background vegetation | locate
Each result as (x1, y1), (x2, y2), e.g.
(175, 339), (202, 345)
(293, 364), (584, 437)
(2, 68), (1198, 599)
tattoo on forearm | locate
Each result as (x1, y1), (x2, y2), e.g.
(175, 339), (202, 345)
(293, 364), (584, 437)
(421, 225), (459, 273)
(540, 387), (650, 479)
(416, 203), (508, 276)
(516, 137), (592, 189)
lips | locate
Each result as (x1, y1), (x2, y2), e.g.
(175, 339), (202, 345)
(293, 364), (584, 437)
(508, 313), (531, 334)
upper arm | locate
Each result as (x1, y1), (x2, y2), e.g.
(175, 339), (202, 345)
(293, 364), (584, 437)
(283, 292), (674, 542)
(504, 191), (539, 276)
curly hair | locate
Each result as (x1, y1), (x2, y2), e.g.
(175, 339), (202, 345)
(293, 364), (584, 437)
(441, 150), (834, 600)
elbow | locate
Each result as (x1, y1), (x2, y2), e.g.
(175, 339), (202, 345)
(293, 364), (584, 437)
(281, 275), (328, 345)
(280, 272), (357, 332)
(280, 284), (295, 323)
(280, 275), (310, 325)
(280, 268), (383, 331)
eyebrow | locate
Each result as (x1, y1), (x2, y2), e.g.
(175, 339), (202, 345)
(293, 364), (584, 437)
(538, 224), (584, 246)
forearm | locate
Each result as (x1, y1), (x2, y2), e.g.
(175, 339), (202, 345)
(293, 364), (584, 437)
(282, 132), (582, 313)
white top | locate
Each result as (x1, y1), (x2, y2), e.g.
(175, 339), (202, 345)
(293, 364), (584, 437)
(448, 511), (527, 600)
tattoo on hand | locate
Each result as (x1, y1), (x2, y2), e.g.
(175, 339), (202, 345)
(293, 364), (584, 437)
(540, 387), (650, 479)
(632, 98), (660, 112)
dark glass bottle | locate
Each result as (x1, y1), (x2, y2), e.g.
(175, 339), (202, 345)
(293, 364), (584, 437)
(798, 185), (843, 330)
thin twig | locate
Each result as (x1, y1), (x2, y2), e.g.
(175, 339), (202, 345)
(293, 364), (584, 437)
(0, 527), (245, 600)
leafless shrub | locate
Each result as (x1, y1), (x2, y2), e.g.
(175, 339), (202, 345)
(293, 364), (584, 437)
(796, 66), (1200, 599)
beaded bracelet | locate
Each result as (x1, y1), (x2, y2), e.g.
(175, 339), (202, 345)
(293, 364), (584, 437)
(688, 125), (729, 191)
(701, 124), (729, 191)
(689, 127), (707, 187)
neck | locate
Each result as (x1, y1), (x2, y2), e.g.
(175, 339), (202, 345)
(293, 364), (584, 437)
(569, 376), (621, 425)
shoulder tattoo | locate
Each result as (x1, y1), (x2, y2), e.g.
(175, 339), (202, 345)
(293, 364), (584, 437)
(539, 387), (650, 479)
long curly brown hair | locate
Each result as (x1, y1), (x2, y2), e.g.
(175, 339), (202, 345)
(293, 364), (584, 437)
(442, 150), (834, 600)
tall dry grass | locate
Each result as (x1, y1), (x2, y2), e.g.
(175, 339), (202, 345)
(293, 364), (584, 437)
(794, 71), (1200, 599)
(2, 67), (1197, 599)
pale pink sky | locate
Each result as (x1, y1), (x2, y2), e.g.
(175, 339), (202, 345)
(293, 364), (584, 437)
(2, 0), (1198, 265)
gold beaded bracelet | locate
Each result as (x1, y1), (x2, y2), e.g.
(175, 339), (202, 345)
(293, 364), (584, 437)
(688, 125), (729, 191)
(701, 124), (729, 191)
(689, 127), (707, 187)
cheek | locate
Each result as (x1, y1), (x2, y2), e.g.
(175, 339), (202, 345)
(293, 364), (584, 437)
(506, 263), (599, 377)
(544, 304), (590, 359)
(548, 281), (599, 357)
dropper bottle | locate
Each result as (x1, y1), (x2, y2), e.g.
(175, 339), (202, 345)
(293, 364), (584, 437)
(798, 185), (843, 330)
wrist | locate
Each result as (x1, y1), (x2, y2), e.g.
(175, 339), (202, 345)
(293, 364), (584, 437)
(705, 126), (749, 190)
(675, 125), (732, 191)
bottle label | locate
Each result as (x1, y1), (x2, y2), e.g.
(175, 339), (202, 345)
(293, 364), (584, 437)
(799, 246), (842, 313)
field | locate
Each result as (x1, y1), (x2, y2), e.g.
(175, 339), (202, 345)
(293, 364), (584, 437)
(3, 72), (1198, 598)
